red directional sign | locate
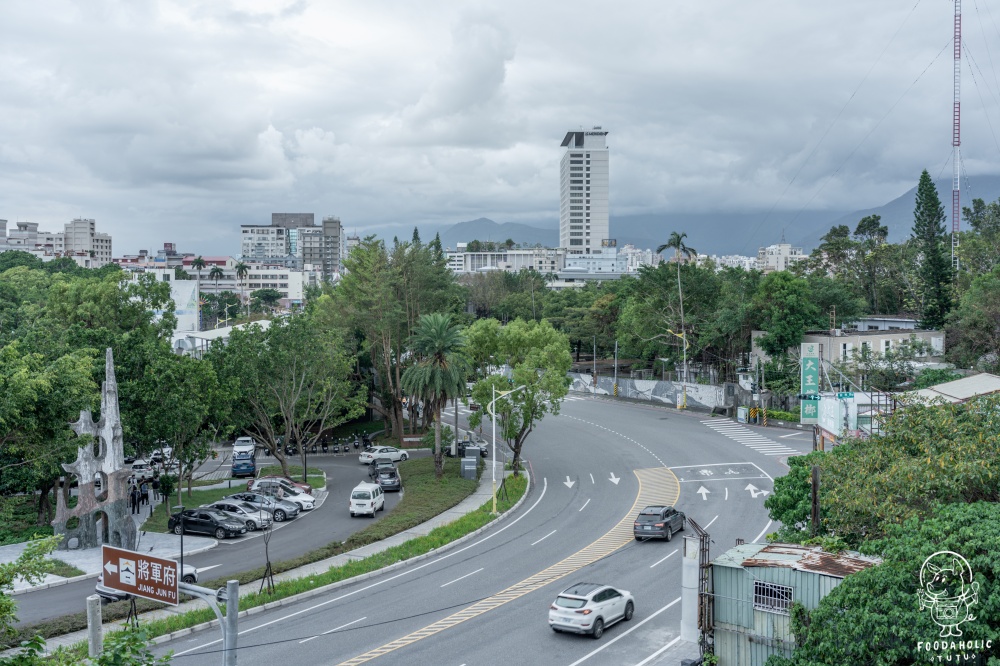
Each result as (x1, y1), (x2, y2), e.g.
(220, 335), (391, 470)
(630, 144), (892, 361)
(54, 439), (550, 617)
(101, 545), (180, 605)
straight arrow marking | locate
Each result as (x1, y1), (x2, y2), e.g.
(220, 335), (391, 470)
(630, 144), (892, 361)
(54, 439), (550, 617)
(563, 476), (575, 489)
(609, 473), (620, 485)
(696, 486), (710, 500)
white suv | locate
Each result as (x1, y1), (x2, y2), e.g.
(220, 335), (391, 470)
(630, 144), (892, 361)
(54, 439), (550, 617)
(233, 436), (257, 457)
(349, 482), (384, 517)
(548, 583), (635, 638)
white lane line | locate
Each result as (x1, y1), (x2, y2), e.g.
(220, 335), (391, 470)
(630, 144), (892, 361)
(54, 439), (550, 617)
(752, 520), (773, 543)
(634, 636), (682, 666)
(765, 451), (796, 456)
(196, 565), (222, 574)
(703, 514), (719, 529)
(649, 548), (679, 568)
(173, 477), (550, 657)
(780, 432), (803, 438)
(531, 530), (557, 546)
(579, 498), (591, 512)
(440, 567), (484, 588)
(566, 597), (681, 666)
(724, 487), (728, 501)
(590, 473), (595, 484)
(299, 616), (367, 643)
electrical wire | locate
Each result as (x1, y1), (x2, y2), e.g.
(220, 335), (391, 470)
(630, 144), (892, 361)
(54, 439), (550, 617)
(739, 0), (925, 254)
(963, 43), (1000, 158)
(973, 0), (1000, 98)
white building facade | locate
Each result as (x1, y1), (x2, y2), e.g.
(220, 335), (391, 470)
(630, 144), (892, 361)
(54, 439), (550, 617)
(0, 218), (113, 267)
(445, 243), (566, 275)
(559, 127), (610, 255)
(756, 243), (806, 273)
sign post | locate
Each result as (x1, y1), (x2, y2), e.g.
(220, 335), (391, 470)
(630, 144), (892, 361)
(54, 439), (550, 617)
(800, 343), (820, 425)
(101, 545), (180, 606)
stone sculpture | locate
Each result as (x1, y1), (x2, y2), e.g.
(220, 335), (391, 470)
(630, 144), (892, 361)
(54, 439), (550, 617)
(52, 348), (137, 551)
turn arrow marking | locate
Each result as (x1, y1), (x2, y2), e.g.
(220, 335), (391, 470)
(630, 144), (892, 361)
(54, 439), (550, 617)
(104, 561), (117, 575)
(696, 486), (710, 500)
(745, 484), (770, 498)
(609, 473), (620, 485)
(563, 476), (576, 489)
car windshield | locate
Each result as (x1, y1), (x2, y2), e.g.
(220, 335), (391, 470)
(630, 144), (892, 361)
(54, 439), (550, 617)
(352, 491), (371, 500)
(555, 596), (587, 609)
(379, 471), (395, 478)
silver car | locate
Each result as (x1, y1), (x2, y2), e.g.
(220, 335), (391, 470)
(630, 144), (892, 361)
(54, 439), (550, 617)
(225, 492), (300, 522)
(208, 500), (272, 531)
(548, 583), (635, 638)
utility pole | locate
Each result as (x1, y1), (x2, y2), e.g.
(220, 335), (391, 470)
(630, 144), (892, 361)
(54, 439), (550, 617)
(592, 336), (597, 398)
(811, 466), (821, 536)
(613, 340), (618, 397)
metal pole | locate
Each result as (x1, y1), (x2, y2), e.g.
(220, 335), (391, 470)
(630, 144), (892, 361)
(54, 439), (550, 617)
(592, 336), (597, 398)
(613, 340), (618, 396)
(491, 385), (497, 515)
(303, 442), (308, 485)
(225, 580), (239, 666)
(680, 536), (699, 643)
(453, 397), (459, 457)
(86, 594), (103, 658)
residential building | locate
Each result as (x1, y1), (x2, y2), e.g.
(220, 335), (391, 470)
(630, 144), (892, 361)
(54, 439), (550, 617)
(559, 127), (610, 255)
(755, 243), (805, 273)
(751, 327), (945, 366)
(706, 254), (757, 271)
(345, 234), (361, 260)
(712, 542), (879, 665)
(239, 213), (342, 280)
(618, 244), (663, 271)
(0, 218), (113, 267)
(563, 245), (628, 273)
(320, 215), (344, 280)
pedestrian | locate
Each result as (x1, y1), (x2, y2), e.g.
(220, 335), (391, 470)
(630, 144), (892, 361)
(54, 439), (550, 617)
(140, 480), (149, 505)
(152, 476), (160, 504)
(129, 486), (140, 515)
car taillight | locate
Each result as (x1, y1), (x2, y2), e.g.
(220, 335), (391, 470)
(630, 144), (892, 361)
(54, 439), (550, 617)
(654, 523), (664, 527)
(550, 605), (558, 610)
(575, 609), (592, 615)
(634, 522), (640, 526)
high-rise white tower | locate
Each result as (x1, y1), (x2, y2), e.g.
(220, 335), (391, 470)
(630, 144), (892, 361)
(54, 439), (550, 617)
(559, 127), (609, 255)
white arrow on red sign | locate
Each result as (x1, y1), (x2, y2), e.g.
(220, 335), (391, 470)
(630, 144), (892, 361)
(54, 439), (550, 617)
(104, 561), (117, 575)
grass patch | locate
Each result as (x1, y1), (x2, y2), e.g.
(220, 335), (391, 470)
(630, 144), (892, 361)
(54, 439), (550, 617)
(41, 559), (85, 578)
(24, 472), (528, 654)
(9, 458), (520, 648)
(0, 495), (53, 546)
(257, 465), (325, 489)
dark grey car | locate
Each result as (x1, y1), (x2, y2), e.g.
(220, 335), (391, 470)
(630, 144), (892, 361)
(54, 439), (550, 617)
(633, 505), (685, 541)
(226, 492), (300, 522)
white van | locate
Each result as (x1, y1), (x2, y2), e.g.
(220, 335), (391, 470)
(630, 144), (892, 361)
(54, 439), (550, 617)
(349, 482), (384, 517)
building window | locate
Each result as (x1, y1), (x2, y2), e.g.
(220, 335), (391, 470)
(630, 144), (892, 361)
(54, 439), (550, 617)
(883, 340), (892, 353)
(753, 581), (793, 615)
(570, 239), (583, 245)
(571, 186), (583, 191)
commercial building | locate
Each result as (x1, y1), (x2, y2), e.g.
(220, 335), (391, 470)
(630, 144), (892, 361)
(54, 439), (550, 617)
(445, 243), (566, 275)
(0, 218), (113, 267)
(559, 127), (610, 255)
(239, 213), (343, 281)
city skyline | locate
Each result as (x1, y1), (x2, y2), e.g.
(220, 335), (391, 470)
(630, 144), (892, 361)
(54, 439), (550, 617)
(2, 1), (998, 256)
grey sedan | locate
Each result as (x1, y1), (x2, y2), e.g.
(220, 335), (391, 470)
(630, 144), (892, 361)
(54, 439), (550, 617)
(209, 500), (272, 531)
(225, 492), (300, 522)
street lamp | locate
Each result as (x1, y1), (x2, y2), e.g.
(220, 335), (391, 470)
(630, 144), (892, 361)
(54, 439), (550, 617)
(173, 504), (185, 574)
(666, 329), (690, 409)
(487, 383), (526, 515)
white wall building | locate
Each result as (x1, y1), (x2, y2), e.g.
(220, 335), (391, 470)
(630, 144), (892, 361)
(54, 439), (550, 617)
(706, 254), (757, 271)
(0, 218), (113, 267)
(559, 127), (610, 255)
(445, 243), (566, 275)
(618, 244), (662, 272)
(564, 246), (628, 273)
(756, 243), (806, 273)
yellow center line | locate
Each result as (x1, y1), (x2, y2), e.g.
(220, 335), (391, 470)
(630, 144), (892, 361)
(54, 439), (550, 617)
(336, 467), (680, 666)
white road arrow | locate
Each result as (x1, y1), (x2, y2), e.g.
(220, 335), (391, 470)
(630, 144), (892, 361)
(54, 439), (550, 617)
(745, 484), (771, 498)
(564, 476), (576, 489)
(696, 486), (710, 500)
(609, 473), (620, 485)
(104, 561), (118, 575)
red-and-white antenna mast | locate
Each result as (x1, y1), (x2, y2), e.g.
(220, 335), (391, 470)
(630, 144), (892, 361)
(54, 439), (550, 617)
(952, 0), (962, 270)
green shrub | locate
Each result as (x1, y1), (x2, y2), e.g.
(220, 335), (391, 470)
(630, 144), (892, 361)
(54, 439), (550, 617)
(767, 409), (800, 423)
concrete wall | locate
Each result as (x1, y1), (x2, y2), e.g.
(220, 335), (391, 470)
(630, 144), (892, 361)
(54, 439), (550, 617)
(567, 373), (729, 410)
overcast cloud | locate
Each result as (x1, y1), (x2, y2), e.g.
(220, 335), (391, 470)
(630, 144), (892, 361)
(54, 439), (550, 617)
(2, 0), (999, 255)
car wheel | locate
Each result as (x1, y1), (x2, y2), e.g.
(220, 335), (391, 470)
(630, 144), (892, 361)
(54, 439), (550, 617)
(245, 521), (256, 532)
(591, 618), (604, 639)
(173, 525), (184, 535)
(400, 453), (408, 461)
(350, 512), (355, 517)
(182, 574), (196, 584)
(273, 510), (286, 522)
(215, 528), (226, 540)
(681, 519), (686, 531)
(551, 627), (561, 633)
(666, 527), (673, 542)
(624, 601), (634, 621)
(635, 535), (642, 541)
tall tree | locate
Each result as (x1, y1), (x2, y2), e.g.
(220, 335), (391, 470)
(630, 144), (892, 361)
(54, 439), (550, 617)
(911, 170), (952, 328)
(946, 265), (1000, 373)
(466, 319), (571, 474)
(400, 313), (469, 479)
(656, 232), (697, 382)
(752, 272), (819, 357)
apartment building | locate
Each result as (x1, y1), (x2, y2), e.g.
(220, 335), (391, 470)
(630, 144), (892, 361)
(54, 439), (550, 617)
(559, 127), (610, 255)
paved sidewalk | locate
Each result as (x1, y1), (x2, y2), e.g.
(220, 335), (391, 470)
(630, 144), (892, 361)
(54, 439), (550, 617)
(10, 458), (521, 656)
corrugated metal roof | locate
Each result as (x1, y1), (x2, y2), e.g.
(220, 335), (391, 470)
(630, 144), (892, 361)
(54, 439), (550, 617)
(906, 373), (1000, 404)
(714, 543), (880, 578)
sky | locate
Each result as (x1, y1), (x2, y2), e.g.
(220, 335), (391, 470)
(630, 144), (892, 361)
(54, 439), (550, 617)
(2, 0), (1000, 256)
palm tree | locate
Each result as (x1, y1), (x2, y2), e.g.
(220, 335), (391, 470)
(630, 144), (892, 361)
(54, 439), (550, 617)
(656, 232), (697, 393)
(192, 255), (206, 281)
(207, 266), (224, 327)
(234, 261), (250, 318)
(401, 313), (469, 479)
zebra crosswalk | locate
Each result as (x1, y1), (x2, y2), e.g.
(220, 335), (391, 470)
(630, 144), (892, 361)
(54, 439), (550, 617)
(701, 419), (803, 457)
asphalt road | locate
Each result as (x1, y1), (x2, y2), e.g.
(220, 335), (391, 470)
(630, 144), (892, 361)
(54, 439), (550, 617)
(157, 396), (814, 666)
(13, 449), (427, 627)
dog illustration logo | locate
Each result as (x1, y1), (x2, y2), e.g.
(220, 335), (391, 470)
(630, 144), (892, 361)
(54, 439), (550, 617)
(918, 551), (979, 637)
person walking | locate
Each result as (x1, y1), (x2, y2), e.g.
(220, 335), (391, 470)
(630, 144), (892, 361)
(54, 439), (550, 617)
(129, 485), (140, 515)
(151, 476), (160, 506)
(140, 480), (149, 506)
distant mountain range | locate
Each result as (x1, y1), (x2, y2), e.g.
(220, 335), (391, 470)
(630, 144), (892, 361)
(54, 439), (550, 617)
(425, 175), (1000, 257)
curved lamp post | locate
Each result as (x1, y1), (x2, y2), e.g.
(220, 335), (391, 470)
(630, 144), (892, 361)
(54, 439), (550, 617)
(666, 328), (690, 409)
(487, 384), (526, 515)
